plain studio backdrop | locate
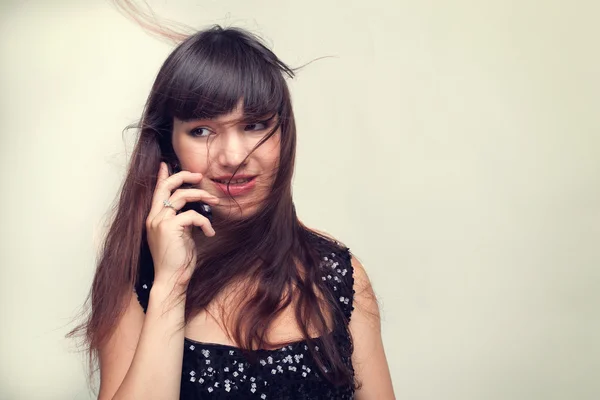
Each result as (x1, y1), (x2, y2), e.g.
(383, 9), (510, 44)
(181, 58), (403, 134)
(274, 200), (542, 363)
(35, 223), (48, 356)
(0, 0), (599, 399)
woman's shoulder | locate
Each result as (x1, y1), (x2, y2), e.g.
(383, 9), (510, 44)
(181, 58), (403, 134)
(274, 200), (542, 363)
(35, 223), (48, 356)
(304, 228), (358, 319)
(305, 228), (349, 253)
(305, 228), (366, 278)
(305, 228), (353, 270)
(304, 227), (376, 322)
(306, 229), (368, 275)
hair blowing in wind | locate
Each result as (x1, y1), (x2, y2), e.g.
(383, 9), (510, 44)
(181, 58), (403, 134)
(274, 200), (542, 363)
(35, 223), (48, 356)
(67, 1), (357, 389)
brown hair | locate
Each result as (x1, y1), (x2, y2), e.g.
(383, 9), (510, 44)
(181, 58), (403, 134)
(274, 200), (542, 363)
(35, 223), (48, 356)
(68, 19), (354, 388)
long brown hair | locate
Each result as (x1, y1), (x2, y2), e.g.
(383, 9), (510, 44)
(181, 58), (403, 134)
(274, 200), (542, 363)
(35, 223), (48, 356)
(68, 24), (355, 387)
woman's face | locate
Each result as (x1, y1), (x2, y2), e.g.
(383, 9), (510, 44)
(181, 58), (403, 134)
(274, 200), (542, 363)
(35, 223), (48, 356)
(172, 102), (281, 220)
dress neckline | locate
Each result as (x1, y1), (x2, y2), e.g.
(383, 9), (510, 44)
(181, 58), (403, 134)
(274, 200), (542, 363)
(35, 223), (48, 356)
(183, 331), (332, 353)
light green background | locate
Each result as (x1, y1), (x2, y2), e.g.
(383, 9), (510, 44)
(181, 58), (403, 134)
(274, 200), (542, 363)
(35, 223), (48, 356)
(0, 0), (598, 399)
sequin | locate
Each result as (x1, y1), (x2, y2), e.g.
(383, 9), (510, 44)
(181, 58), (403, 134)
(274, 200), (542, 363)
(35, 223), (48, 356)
(135, 233), (356, 399)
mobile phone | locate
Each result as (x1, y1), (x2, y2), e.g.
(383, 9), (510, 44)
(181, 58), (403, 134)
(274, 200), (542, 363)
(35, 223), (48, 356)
(164, 159), (213, 223)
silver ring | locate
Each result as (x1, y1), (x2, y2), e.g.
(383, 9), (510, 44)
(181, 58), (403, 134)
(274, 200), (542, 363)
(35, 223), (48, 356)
(163, 199), (175, 209)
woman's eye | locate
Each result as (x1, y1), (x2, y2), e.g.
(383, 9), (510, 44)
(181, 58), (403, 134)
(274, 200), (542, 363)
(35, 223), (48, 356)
(190, 127), (212, 137)
(244, 122), (268, 131)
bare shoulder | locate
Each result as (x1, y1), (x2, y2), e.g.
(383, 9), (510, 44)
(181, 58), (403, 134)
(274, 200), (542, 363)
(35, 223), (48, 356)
(306, 227), (393, 398)
(349, 255), (381, 326)
(349, 255), (371, 289)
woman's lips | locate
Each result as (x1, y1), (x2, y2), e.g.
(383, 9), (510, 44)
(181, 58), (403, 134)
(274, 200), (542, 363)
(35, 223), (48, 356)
(211, 176), (257, 197)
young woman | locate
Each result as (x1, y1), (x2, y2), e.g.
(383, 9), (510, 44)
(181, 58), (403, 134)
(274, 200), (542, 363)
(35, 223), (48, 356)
(73, 25), (394, 399)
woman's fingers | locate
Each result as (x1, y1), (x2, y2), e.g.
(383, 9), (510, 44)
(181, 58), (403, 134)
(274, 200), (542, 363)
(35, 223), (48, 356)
(153, 189), (220, 222)
(171, 209), (215, 237)
(145, 164), (216, 288)
(170, 189), (220, 208)
(148, 162), (203, 220)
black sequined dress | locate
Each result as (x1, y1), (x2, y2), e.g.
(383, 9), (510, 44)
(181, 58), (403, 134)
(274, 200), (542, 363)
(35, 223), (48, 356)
(135, 234), (356, 399)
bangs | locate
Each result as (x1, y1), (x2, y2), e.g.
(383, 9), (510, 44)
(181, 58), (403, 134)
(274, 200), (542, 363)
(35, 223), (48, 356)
(163, 27), (293, 123)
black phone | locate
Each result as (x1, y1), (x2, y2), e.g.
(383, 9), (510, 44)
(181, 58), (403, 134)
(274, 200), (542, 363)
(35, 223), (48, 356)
(165, 159), (213, 223)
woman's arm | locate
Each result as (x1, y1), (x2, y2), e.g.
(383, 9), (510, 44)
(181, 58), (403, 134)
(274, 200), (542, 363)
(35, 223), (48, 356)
(97, 163), (217, 399)
(350, 256), (396, 399)
(98, 283), (186, 400)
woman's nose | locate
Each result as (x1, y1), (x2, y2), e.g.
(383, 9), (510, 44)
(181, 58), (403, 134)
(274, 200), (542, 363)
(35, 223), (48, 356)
(215, 133), (247, 168)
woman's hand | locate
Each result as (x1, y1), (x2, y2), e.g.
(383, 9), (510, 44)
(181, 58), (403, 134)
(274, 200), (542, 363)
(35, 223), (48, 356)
(145, 162), (219, 290)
